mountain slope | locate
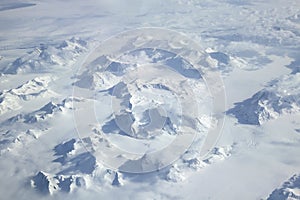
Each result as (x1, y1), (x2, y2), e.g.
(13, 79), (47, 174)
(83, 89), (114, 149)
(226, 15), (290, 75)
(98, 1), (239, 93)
(227, 74), (300, 125)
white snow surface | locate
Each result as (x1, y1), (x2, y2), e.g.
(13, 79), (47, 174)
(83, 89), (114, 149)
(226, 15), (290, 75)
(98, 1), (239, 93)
(0, 0), (300, 200)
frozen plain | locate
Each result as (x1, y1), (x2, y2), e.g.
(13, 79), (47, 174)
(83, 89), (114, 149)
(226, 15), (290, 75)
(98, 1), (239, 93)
(0, 0), (300, 199)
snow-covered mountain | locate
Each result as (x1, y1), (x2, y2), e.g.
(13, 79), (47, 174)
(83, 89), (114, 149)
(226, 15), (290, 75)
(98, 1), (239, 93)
(0, 76), (55, 114)
(227, 74), (300, 125)
(1, 0), (300, 199)
(268, 174), (300, 200)
(2, 37), (88, 74)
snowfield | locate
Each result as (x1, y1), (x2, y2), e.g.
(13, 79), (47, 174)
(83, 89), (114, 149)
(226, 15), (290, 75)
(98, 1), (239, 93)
(0, 0), (300, 199)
